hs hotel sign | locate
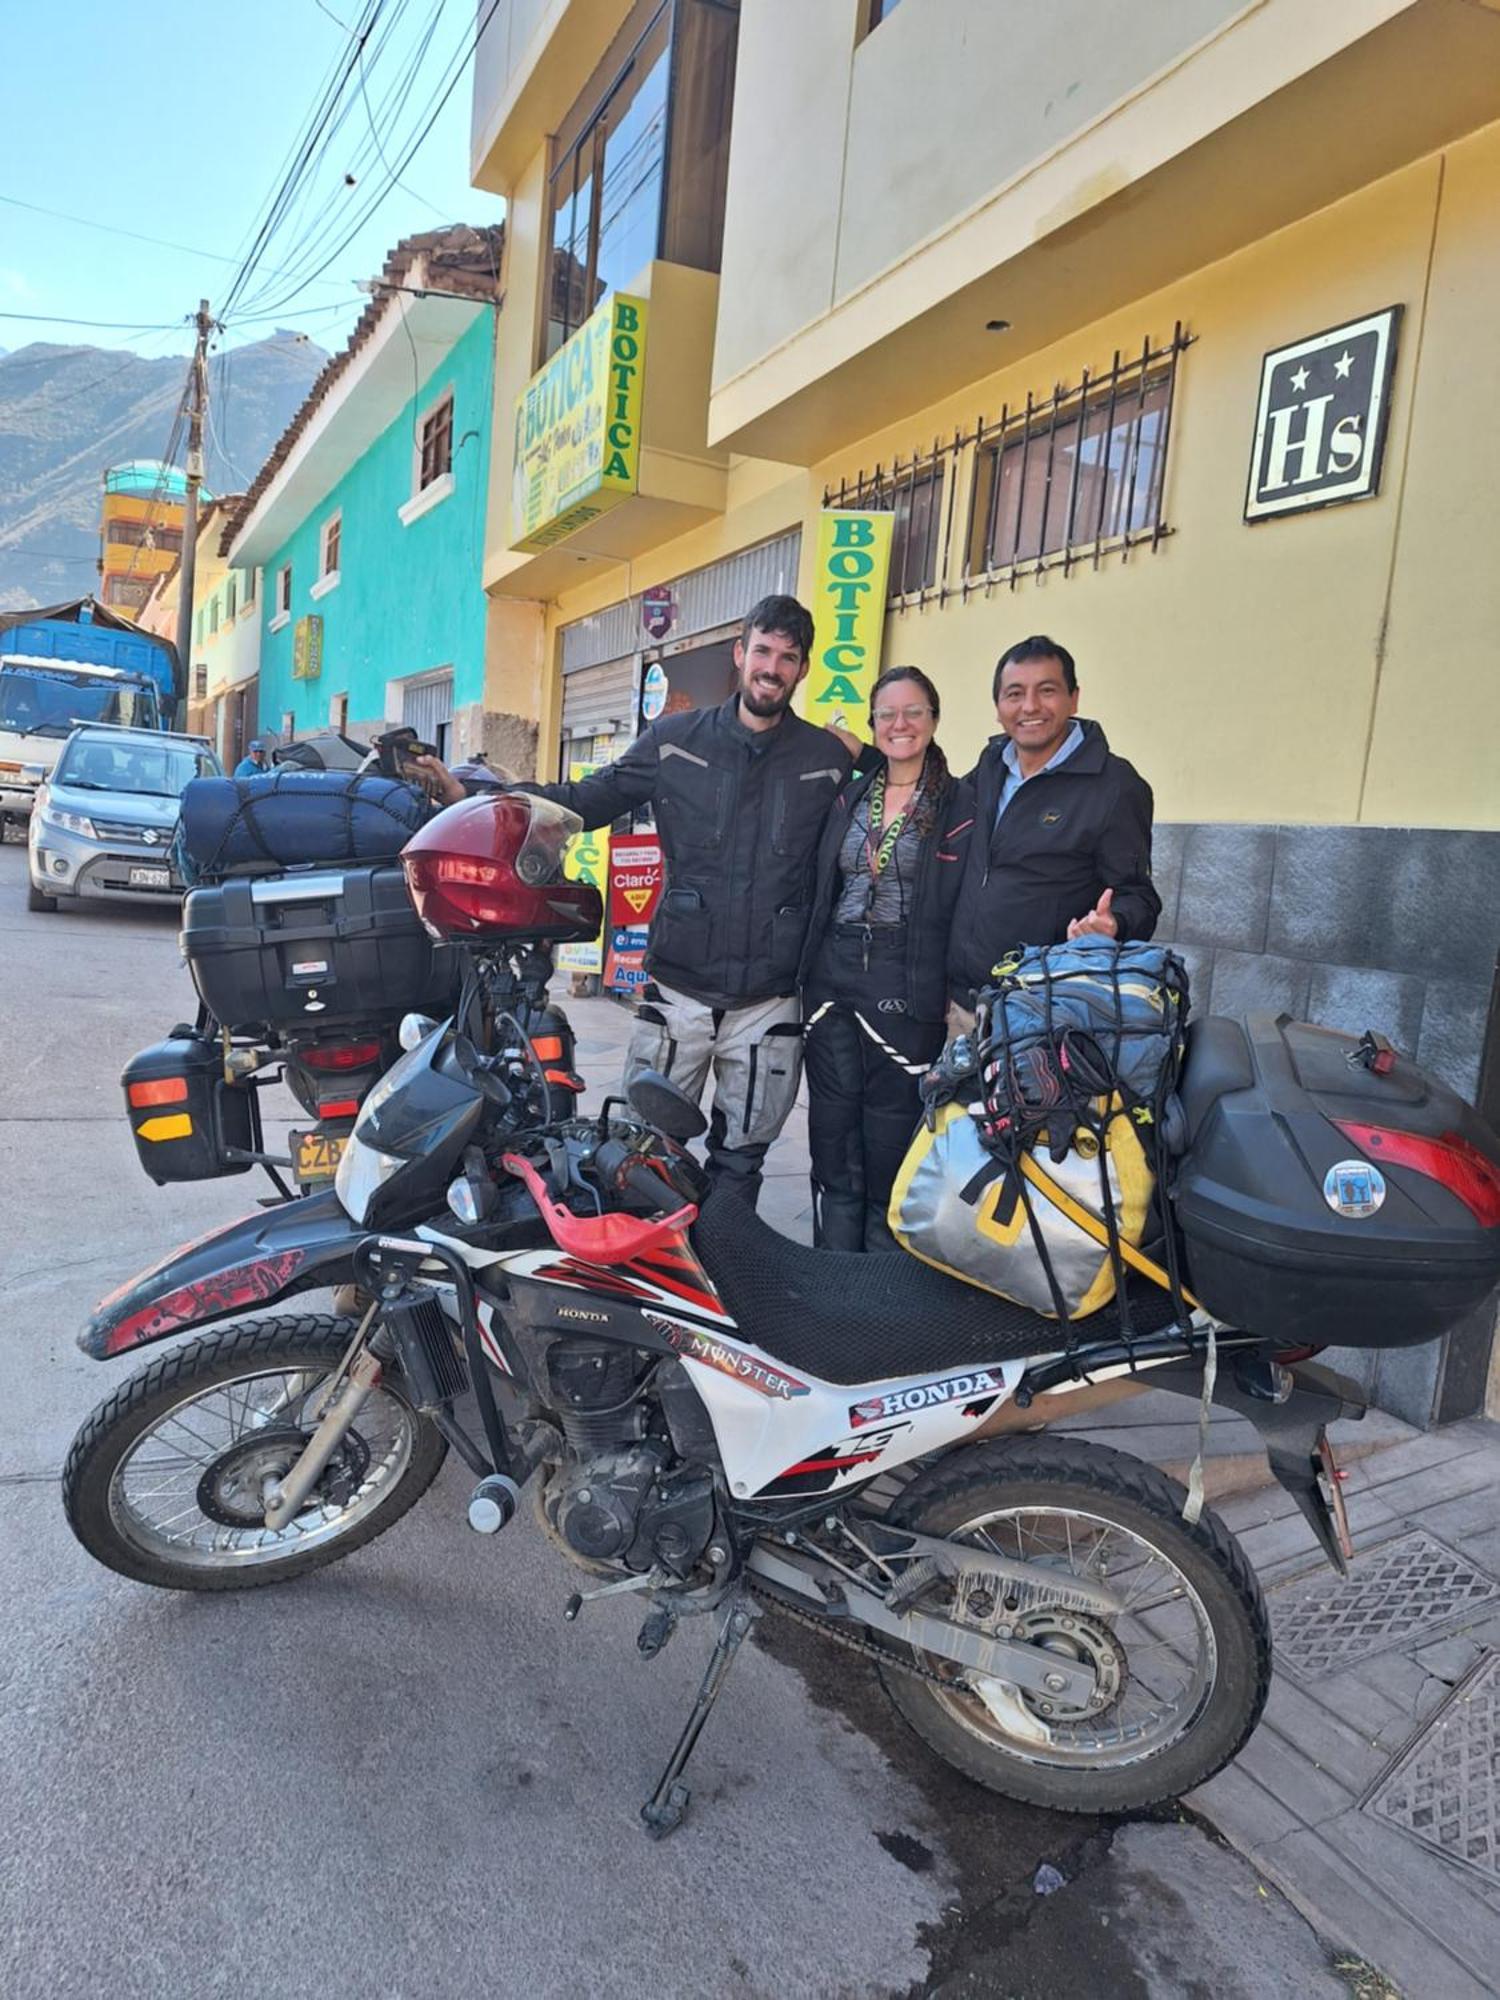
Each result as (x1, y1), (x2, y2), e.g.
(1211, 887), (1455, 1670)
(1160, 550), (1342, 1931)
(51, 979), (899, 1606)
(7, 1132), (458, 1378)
(1245, 306), (1402, 522)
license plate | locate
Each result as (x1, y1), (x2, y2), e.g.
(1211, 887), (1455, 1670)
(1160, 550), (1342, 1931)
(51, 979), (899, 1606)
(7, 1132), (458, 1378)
(128, 866), (171, 889)
(292, 1129), (348, 1183)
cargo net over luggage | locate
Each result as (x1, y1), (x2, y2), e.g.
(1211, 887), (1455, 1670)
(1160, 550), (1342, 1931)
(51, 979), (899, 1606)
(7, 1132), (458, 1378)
(891, 940), (1194, 1376)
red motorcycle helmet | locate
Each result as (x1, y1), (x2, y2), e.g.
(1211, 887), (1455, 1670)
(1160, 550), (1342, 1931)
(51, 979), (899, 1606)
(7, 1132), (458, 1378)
(402, 793), (603, 942)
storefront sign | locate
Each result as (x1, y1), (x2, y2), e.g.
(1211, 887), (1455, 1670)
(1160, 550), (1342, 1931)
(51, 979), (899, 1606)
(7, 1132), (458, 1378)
(640, 661), (669, 722)
(641, 586), (676, 640)
(802, 510), (893, 724)
(512, 294), (648, 552)
(1245, 305), (1402, 521)
(291, 614), (323, 681)
(604, 925), (651, 993)
(607, 834), (663, 928)
(554, 760), (607, 974)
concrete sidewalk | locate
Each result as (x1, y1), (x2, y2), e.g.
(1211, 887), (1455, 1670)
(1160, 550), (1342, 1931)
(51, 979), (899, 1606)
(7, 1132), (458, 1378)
(568, 987), (1500, 1995)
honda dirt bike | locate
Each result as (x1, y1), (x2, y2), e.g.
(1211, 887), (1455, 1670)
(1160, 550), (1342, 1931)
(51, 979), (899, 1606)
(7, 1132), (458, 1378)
(65, 795), (1377, 1834)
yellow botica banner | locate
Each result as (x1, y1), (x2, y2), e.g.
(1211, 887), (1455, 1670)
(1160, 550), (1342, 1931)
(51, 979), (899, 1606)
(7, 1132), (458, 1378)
(801, 510), (893, 726)
(512, 294), (648, 553)
(554, 762), (608, 974)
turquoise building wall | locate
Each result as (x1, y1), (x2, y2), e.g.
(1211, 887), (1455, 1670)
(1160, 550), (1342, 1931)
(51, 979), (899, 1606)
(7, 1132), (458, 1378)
(258, 310), (494, 736)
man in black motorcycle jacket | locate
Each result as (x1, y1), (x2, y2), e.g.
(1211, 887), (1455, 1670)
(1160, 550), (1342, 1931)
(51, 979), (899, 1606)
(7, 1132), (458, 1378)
(523, 595), (857, 1203)
(948, 635), (1161, 1010)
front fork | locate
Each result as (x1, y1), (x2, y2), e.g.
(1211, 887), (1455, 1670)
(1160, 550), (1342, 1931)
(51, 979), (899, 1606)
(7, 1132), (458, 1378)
(260, 1236), (541, 1535)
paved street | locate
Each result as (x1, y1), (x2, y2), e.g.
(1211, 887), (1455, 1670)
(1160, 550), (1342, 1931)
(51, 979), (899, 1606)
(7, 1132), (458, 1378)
(0, 833), (1414, 1998)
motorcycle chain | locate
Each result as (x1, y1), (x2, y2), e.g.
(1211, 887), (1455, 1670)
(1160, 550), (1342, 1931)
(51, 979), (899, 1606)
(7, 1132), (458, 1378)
(747, 1576), (967, 1691)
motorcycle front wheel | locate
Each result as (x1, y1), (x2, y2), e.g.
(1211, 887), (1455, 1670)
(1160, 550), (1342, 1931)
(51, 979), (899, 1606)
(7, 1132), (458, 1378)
(877, 1435), (1271, 1814)
(63, 1314), (447, 1591)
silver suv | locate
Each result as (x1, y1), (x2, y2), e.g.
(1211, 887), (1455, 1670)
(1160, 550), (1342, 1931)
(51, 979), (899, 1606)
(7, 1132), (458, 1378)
(27, 724), (221, 913)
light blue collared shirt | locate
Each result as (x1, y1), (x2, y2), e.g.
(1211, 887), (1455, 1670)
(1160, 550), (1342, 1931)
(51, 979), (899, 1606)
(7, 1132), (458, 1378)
(995, 719), (1085, 825)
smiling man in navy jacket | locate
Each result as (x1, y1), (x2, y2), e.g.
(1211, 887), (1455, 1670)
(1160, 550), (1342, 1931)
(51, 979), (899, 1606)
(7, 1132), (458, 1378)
(947, 634), (1161, 1010)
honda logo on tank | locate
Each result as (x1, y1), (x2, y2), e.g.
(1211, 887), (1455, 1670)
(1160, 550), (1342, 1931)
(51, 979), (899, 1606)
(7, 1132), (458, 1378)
(1244, 305), (1402, 521)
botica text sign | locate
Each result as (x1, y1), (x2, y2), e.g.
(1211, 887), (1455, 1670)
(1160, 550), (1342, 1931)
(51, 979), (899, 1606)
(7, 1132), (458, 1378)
(512, 294), (648, 552)
(1245, 305), (1402, 522)
(803, 510), (894, 723)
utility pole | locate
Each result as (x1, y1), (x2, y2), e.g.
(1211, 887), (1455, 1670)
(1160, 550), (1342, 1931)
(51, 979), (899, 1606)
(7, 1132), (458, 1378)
(173, 299), (213, 715)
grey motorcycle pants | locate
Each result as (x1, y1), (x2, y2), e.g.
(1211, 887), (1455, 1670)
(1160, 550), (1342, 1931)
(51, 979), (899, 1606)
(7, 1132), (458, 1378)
(624, 981), (803, 1205)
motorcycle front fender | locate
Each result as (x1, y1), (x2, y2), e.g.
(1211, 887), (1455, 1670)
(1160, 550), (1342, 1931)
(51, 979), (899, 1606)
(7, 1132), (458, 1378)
(80, 1189), (368, 1360)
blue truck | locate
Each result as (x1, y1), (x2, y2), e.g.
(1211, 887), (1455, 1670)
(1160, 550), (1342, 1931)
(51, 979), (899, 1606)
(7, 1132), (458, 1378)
(0, 598), (182, 826)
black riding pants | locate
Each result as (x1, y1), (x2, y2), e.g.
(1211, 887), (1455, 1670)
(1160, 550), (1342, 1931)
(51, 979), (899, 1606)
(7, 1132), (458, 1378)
(804, 931), (945, 1253)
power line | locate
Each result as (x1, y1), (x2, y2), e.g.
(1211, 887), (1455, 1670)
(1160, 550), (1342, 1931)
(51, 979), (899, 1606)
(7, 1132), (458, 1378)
(0, 192), (349, 294)
(0, 310), (184, 330)
(228, 0), (503, 327)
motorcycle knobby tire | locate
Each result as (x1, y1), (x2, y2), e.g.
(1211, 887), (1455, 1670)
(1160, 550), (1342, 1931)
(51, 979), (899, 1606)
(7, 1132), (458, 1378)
(63, 1314), (447, 1592)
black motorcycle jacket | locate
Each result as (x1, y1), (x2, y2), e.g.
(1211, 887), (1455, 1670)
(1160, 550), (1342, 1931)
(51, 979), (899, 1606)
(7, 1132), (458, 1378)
(948, 719), (1161, 1005)
(799, 758), (976, 1024)
(528, 697), (854, 1008)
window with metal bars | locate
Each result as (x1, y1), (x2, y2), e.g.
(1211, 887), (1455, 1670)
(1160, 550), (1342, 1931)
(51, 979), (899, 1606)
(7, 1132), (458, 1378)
(418, 395), (453, 491)
(966, 330), (1188, 582)
(823, 453), (948, 605)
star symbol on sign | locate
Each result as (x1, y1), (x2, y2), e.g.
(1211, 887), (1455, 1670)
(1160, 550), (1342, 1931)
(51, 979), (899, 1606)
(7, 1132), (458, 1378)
(1289, 365), (1310, 393)
(1333, 349), (1354, 379)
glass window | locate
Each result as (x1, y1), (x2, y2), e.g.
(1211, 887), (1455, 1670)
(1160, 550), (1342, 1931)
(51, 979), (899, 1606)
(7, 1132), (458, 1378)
(276, 565), (292, 614)
(225, 574), (238, 621)
(57, 734), (219, 795)
(542, 0), (738, 360)
(244, 566), (257, 607)
(321, 513), (341, 577)
(886, 468), (944, 598)
(419, 396), (453, 490)
(661, 0), (741, 271)
(210, 597), (220, 634)
(968, 371), (1174, 575)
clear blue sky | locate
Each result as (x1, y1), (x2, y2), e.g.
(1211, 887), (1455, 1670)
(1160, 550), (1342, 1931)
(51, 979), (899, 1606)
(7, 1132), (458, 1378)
(0, 0), (501, 363)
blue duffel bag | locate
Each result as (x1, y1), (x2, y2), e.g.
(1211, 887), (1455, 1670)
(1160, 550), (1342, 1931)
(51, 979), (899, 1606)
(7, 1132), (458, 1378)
(175, 770), (431, 885)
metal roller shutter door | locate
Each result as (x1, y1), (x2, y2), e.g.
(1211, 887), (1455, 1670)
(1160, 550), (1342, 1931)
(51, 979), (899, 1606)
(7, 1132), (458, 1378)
(402, 674), (454, 744)
(561, 653), (637, 742)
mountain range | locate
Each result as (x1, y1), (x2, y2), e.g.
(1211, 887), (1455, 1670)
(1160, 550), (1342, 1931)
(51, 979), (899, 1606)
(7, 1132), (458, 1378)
(0, 332), (327, 613)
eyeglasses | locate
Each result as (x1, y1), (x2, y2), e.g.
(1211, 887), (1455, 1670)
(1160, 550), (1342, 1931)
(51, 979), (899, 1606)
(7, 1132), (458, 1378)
(871, 705), (933, 725)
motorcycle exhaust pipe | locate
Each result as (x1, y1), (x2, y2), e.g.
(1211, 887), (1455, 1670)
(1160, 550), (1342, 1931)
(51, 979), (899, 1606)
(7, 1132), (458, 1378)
(262, 1348), (384, 1530)
(974, 1371), (1150, 1437)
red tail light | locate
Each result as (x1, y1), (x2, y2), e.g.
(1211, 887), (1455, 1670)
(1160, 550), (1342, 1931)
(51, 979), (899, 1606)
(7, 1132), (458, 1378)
(302, 1039), (382, 1071)
(1334, 1121), (1500, 1226)
(318, 1096), (362, 1121)
(128, 1076), (189, 1108)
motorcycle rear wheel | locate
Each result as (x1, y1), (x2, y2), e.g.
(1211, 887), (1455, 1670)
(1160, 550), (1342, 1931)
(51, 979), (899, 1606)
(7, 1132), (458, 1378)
(63, 1314), (447, 1591)
(877, 1435), (1271, 1814)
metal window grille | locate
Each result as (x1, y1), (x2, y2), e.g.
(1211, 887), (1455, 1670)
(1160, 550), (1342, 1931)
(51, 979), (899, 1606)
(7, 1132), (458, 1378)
(818, 326), (1191, 608)
(965, 326), (1190, 588)
(823, 448), (952, 608)
(419, 396), (453, 490)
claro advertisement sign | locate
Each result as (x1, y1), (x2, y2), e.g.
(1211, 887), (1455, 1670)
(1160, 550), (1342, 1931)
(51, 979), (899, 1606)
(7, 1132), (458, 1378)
(511, 294), (648, 552)
(801, 510), (893, 724)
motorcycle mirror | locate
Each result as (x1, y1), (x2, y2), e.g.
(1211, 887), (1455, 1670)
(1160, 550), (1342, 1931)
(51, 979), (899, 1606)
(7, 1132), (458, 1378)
(399, 1011), (439, 1051)
(626, 1069), (707, 1142)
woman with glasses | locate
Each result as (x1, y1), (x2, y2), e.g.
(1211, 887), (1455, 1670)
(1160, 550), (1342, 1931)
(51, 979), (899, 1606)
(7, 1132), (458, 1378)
(800, 667), (975, 1251)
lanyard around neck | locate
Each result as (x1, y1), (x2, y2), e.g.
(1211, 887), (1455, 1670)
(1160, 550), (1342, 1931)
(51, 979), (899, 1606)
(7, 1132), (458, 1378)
(864, 764), (922, 879)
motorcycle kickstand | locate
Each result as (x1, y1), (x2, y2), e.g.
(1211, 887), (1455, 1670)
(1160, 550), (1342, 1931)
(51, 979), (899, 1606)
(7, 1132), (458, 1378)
(640, 1588), (758, 1840)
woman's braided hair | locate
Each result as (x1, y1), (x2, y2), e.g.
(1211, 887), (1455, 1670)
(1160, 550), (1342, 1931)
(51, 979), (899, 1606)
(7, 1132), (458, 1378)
(869, 665), (949, 837)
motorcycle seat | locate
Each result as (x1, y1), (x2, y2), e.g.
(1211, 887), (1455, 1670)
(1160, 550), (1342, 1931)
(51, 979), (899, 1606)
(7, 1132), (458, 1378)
(691, 1190), (1182, 1387)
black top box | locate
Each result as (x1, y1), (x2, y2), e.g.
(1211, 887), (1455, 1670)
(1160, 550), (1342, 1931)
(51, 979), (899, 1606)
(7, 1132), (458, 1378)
(1174, 1013), (1500, 1350)
(182, 863), (460, 1033)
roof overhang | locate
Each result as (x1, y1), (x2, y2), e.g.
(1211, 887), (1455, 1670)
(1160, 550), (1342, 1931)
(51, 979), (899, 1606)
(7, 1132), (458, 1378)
(227, 287), (487, 569)
(708, 0), (1500, 464)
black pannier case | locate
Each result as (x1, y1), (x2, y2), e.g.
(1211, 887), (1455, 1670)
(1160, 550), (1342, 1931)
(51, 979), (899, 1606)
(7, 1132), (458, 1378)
(1175, 1013), (1500, 1349)
(182, 863), (460, 1031)
(123, 1032), (261, 1184)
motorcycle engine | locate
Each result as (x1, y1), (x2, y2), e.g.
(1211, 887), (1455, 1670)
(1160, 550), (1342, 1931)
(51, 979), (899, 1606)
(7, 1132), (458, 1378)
(553, 1447), (717, 1578)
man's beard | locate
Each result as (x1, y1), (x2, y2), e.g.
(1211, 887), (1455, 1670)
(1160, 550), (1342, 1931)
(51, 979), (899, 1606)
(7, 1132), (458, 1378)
(740, 678), (794, 718)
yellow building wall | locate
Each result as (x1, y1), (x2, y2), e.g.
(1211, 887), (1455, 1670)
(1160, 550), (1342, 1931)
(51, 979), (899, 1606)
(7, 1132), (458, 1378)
(797, 128), (1498, 832)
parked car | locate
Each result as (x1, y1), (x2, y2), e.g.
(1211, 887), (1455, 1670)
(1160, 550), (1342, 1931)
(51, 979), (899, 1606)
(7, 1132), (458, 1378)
(26, 723), (221, 913)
